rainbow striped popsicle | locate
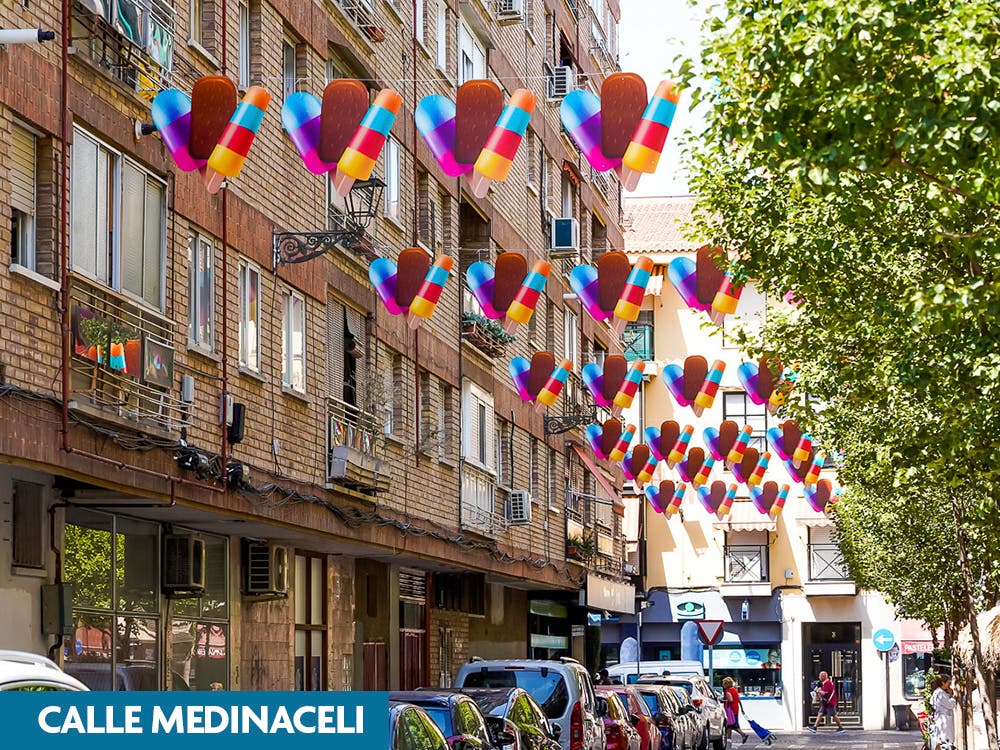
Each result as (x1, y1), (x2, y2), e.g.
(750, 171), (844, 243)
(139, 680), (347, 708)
(747, 451), (771, 487)
(792, 434), (813, 468)
(667, 425), (694, 467)
(469, 89), (535, 198)
(717, 483), (737, 517)
(611, 256), (654, 335)
(333, 89), (403, 196)
(151, 90), (202, 172)
(281, 92), (337, 175)
(693, 455), (715, 487)
(609, 424), (636, 463)
(205, 86), (271, 193)
(415, 95), (468, 176)
(727, 425), (754, 466)
(560, 90), (620, 172)
(772, 484), (790, 516)
(407, 255), (453, 329)
(803, 452), (825, 487)
(665, 482), (686, 515)
(569, 264), (611, 323)
(637, 450), (659, 484)
(692, 359), (725, 417)
(535, 359), (573, 412)
(504, 260), (551, 333)
(709, 271), (743, 325)
(620, 81), (679, 191)
(612, 361), (645, 415)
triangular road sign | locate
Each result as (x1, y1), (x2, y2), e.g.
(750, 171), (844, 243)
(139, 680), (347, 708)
(696, 619), (725, 645)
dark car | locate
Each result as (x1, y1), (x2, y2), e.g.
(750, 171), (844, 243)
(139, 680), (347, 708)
(461, 688), (562, 750)
(630, 685), (700, 750)
(393, 691), (513, 750)
(597, 686), (661, 750)
(594, 688), (641, 750)
(391, 702), (451, 750)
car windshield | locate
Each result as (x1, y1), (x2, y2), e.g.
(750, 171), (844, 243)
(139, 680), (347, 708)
(421, 707), (455, 737)
(462, 671), (568, 719)
(638, 693), (659, 716)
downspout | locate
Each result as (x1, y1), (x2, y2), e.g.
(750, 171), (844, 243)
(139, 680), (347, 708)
(412, 0), (421, 466)
(219, 0), (230, 486)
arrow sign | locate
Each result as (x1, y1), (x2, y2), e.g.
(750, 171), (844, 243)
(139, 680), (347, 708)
(873, 628), (896, 652)
(696, 619), (725, 646)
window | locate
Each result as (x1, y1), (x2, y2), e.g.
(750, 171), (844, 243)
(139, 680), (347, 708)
(547, 448), (557, 508)
(417, 173), (437, 248)
(12, 480), (45, 569)
(190, 0), (206, 47)
(414, 0), (425, 44)
(237, 0), (251, 88)
(385, 352), (403, 435)
(441, 384), (455, 459)
(722, 392), (768, 453)
(71, 128), (166, 309)
(435, 0), (447, 69)
(282, 38), (296, 100)
(457, 19), (486, 84)
(282, 289), (306, 392)
(561, 172), (576, 219)
(326, 297), (368, 406)
(419, 371), (434, 448)
(525, 131), (538, 189)
(724, 530), (769, 582)
(294, 553), (326, 691)
(10, 124), (36, 270)
(187, 233), (214, 349)
(528, 439), (539, 499)
(461, 381), (495, 472)
(496, 419), (511, 489)
(238, 262), (260, 372)
(384, 138), (401, 222)
(563, 310), (578, 369)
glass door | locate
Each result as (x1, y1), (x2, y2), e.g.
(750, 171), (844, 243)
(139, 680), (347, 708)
(803, 623), (862, 726)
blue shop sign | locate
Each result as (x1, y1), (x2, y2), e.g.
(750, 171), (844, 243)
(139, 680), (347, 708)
(702, 647), (779, 670)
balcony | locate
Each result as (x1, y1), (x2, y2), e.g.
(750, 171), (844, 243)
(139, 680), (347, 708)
(462, 465), (507, 537)
(804, 543), (857, 596)
(566, 490), (625, 574)
(460, 312), (514, 358)
(327, 397), (388, 493)
(70, 0), (175, 101)
(622, 322), (653, 362)
(69, 274), (186, 434)
(721, 545), (771, 597)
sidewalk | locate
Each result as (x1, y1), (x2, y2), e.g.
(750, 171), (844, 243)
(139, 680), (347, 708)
(729, 729), (922, 748)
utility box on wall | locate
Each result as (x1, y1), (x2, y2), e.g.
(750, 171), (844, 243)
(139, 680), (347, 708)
(41, 583), (75, 637)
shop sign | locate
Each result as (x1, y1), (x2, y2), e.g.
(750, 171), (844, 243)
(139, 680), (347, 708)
(702, 647), (781, 670)
(586, 574), (635, 614)
(901, 641), (934, 655)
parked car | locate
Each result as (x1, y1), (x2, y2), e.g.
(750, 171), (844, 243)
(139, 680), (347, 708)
(460, 688), (562, 750)
(635, 676), (724, 750)
(455, 658), (603, 750)
(662, 687), (706, 750)
(594, 688), (641, 750)
(605, 662), (704, 685)
(391, 702), (452, 750)
(596, 686), (661, 750)
(392, 691), (512, 750)
(0, 650), (88, 691)
(629, 684), (700, 750)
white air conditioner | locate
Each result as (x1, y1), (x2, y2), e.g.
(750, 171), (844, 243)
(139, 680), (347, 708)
(243, 539), (289, 597)
(495, 0), (524, 24)
(550, 217), (580, 254)
(163, 534), (206, 596)
(507, 489), (533, 525)
(549, 66), (576, 99)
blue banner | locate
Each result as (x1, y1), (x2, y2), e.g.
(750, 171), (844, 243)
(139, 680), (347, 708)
(0, 692), (389, 750)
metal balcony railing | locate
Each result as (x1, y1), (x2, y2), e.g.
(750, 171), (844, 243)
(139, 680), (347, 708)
(462, 466), (506, 537)
(327, 396), (387, 492)
(69, 274), (186, 433)
(808, 544), (851, 581)
(724, 545), (770, 582)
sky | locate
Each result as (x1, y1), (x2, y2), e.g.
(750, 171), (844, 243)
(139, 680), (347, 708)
(618, 0), (707, 196)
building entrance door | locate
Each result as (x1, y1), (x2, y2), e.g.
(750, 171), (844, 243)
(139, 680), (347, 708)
(802, 622), (862, 727)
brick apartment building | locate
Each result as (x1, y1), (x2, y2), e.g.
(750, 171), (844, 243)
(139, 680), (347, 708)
(0, 0), (637, 690)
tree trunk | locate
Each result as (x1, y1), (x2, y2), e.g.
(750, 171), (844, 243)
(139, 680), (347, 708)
(950, 491), (999, 750)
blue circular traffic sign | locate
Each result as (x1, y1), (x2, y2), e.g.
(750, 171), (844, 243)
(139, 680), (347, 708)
(873, 628), (896, 652)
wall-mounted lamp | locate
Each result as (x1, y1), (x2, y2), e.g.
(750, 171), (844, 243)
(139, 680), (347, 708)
(0, 29), (56, 45)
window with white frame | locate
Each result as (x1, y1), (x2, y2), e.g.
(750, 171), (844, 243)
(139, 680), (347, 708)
(383, 138), (401, 222)
(496, 419), (511, 489)
(461, 380), (495, 472)
(458, 19), (486, 85)
(282, 289), (306, 392)
(237, 0), (251, 88)
(561, 172), (576, 219)
(188, 233), (214, 349)
(238, 262), (260, 372)
(435, 0), (447, 69)
(282, 37), (296, 100)
(10, 123), (37, 271)
(722, 392), (768, 454)
(190, 0), (206, 47)
(414, 0), (425, 44)
(563, 310), (578, 369)
(71, 127), (165, 309)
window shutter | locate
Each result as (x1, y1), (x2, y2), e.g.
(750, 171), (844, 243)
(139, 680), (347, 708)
(326, 297), (345, 400)
(344, 305), (367, 407)
(483, 401), (496, 471)
(461, 382), (476, 459)
(142, 177), (164, 307)
(10, 125), (36, 216)
(120, 162), (146, 300)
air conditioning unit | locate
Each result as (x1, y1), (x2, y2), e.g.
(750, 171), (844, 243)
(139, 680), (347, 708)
(163, 534), (206, 596)
(242, 539), (289, 598)
(495, 0), (524, 24)
(507, 489), (533, 525)
(549, 66), (576, 99)
(550, 217), (580, 254)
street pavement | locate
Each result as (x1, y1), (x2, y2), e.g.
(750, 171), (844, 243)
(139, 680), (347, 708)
(727, 729), (923, 748)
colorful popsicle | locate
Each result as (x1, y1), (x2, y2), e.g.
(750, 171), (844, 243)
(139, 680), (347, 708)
(281, 92), (337, 175)
(667, 425), (694, 467)
(469, 89), (536, 198)
(504, 260), (551, 333)
(204, 86), (271, 193)
(611, 256), (654, 335)
(151, 90), (202, 172)
(792, 434), (813, 468)
(612, 361), (645, 415)
(644, 484), (666, 514)
(560, 90), (620, 172)
(660, 362), (691, 407)
(637, 450), (659, 484)
(717, 483), (738, 517)
(333, 89), (403, 196)
(415, 95), (466, 176)
(586, 423), (608, 460)
(692, 359), (726, 417)
(535, 359), (573, 412)
(620, 81), (679, 191)
(693, 455), (715, 487)
(747, 451), (771, 487)
(665, 482), (686, 514)
(772, 484), (790, 516)
(508, 357), (534, 402)
(407, 255), (453, 328)
(727, 425), (754, 466)
(609, 423), (636, 463)
(709, 271), (743, 325)
(803, 451), (825, 487)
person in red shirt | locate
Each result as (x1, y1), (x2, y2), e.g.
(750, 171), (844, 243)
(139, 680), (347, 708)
(722, 676), (748, 745)
(808, 671), (846, 733)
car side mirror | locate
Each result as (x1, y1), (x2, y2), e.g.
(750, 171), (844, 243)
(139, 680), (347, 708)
(629, 714), (641, 728)
(549, 724), (562, 740)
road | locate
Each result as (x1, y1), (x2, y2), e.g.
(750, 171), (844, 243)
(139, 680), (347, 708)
(735, 729), (922, 748)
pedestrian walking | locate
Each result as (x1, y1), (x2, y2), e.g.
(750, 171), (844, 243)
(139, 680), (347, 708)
(807, 670), (846, 733)
(722, 676), (748, 746)
(597, 668), (613, 685)
(929, 673), (958, 750)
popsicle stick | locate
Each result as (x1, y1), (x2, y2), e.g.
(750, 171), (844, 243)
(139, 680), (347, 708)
(691, 405), (704, 418)
(619, 166), (642, 192)
(204, 169), (226, 194)
(610, 316), (628, 336)
(502, 317), (520, 334)
(332, 169), (355, 197)
(405, 312), (423, 330)
(534, 400), (548, 414)
(468, 171), (491, 198)
(708, 309), (726, 326)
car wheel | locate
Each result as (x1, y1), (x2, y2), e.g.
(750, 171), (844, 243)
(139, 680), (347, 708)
(697, 727), (708, 750)
(710, 737), (725, 750)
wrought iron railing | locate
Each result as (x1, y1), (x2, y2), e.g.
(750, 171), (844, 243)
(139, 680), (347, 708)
(808, 544), (851, 581)
(724, 545), (770, 582)
(327, 396), (387, 492)
(69, 274), (185, 432)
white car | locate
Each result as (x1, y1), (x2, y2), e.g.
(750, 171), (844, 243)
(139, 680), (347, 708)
(0, 650), (89, 691)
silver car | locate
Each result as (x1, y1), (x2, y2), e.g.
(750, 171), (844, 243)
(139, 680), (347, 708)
(636, 676), (724, 750)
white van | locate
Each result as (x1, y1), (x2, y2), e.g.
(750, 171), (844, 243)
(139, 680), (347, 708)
(605, 660), (704, 684)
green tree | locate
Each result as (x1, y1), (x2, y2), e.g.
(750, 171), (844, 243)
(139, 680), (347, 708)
(679, 1), (1000, 744)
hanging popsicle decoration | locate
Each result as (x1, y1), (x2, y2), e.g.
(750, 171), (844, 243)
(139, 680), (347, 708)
(583, 357), (645, 417)
(667, 245), (745, 326)
(704, 421), (740, 463)
(621, 445), (655, 484)
(509, 352), (572, 412)
(609, 423), (637, 463)
(737, 358), (797, 415)
(766, 420), (818, 484)
(333, 88), (404, 196)
(151, 76), (237, 173)
(750, 481), (789, 517)
(569, 252), (654, 335)
(661, 355), (725, 415)
(697, 481), (736, 518)
(282, 79), (372, 174)
(646, 480), (685, 516)
(369, 248), (453, 329)
(466, 253), (551, 334)
(676, 447), (707, 485)
(586, 418), (624, 461)
(666, 424), (695, 469)
(804, 478), (836, 513)
(643, 421), (680, 463)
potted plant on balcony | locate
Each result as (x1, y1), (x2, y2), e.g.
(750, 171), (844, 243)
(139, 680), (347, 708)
(461, 312), (516, 357)
(566, 531), (597, 563)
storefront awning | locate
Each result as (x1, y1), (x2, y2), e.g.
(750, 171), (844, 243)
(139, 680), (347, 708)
(572, 444), (623, 511)
(712, 501), (777, 531)
(796, 510), (834, 527)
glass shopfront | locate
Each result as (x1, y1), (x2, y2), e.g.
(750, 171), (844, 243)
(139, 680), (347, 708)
(705, 646), (783, 697)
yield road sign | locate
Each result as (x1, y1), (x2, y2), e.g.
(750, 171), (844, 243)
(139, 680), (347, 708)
(873, 628), (896, 652)
(696, 619), (725, 646)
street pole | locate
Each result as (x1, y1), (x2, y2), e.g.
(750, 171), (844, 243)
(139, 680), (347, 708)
(636, 605), (642, 684)
(708, 644), (714, 688)
(883, 651), (890, 730)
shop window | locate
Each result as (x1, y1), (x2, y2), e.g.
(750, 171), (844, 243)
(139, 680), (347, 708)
(903, 652), (932, 700)
(722, 392), (769, 454)
(294, 553), (326, 691)
(238, 262), (261, 372)
(187, 232), (215, 350)
(170, 535), (229, 690)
